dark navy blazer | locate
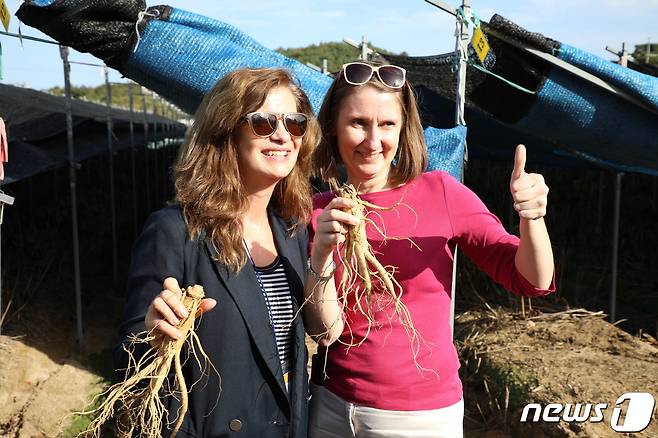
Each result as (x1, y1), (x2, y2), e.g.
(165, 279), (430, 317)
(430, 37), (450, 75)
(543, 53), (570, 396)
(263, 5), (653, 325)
(115, 205), (309, 437)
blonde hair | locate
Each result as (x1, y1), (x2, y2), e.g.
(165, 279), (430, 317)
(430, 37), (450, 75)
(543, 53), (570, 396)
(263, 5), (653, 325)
(314, 62), (427, 187)
(174, 68), (320, 272)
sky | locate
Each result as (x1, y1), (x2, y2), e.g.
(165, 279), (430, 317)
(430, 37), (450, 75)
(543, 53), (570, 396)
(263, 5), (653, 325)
(1, 0), (657, 91)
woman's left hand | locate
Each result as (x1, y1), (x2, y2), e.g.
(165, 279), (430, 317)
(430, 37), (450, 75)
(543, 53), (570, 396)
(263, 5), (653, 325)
(510, 144), (549, 220)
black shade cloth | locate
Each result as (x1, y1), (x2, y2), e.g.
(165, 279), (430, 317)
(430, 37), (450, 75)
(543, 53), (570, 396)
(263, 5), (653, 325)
(0, 83), (186, 185)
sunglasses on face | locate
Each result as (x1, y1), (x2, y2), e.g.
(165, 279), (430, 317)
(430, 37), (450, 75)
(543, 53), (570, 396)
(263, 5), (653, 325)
(341, 62), (407, 89)
(243, 112), (308, 138)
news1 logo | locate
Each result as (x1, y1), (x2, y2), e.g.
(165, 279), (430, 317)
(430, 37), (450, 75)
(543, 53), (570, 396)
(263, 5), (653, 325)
(520, 392), (656, 432)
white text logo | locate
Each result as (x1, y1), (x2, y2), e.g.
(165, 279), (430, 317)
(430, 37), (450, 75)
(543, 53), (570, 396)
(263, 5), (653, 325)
(520, 392), (655, 433)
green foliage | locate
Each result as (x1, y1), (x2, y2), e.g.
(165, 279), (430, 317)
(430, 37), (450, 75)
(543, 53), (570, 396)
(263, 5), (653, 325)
(277, 41), (398, 73)
(61, 384), (115, 438)
(632, 43), (658, 66)
(61, 348), (116, 437)
(483, 362), (538, 412)
(48, 84), (188, 118)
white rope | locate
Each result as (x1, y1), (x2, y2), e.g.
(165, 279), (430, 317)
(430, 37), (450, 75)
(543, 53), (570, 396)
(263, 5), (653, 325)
(453, 14), (469, 126)
(133, 8), (160, 54)
(450, 2), (471, 338)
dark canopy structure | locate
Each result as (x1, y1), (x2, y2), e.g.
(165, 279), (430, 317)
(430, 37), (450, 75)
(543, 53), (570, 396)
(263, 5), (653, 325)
(0, 83), (186, 185)
(15, 0), (658, 176)
(383, 14), (658, 173)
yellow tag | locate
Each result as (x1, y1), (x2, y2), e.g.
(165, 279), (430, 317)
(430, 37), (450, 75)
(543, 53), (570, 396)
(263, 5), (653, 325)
(471, 26), (490, 64)
(0, 0), (10, 32)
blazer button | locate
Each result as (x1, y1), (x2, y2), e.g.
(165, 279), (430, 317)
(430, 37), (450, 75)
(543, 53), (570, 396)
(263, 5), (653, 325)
(229, 419), (243, 432)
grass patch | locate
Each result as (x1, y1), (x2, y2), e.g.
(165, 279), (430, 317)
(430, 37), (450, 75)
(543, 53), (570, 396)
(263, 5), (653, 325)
(62, 347), (116, 437)
(61, 379), (113, 438)
(483, 361), (538, 413)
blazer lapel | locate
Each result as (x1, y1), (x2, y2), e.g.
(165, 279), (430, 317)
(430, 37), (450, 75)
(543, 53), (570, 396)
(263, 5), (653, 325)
(203, 239), (288, 400)
(269, 210), (309, 418)
(268, 210), (305, 293)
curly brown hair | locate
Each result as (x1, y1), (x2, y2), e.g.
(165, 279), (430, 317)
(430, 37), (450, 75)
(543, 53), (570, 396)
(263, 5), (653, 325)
(174, 68), (320, 272)
(313, 62), (427, 188)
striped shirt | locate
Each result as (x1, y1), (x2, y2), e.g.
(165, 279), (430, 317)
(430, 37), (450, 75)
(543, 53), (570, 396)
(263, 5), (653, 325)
(255, 257), (294, 378)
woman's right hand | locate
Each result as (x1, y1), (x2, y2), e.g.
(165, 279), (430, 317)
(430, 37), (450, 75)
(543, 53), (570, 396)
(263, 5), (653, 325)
(305, 197), (358, 346)
(311, 197), (360, 261)
(145, 277), (217, 341)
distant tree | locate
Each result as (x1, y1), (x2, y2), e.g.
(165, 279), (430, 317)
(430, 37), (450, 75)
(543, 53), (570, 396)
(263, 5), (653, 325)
(47, 83), (187, 118)
(632, 43), (658, 66)
(277, 41), (398, 73)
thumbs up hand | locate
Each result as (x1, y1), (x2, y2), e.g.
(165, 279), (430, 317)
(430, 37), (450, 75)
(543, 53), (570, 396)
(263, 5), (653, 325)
(510, 145), (549, 220)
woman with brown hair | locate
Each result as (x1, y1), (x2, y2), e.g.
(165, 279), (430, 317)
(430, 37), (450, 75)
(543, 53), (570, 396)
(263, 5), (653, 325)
(304, 61), (555, 437)
(116, 67), (319, 437)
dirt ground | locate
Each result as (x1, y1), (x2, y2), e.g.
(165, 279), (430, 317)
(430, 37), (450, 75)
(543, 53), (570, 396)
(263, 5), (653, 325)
(1, 298), (657, 437)
(0, 292), (122, 437)
(456, 308), (658, 437)
(0, 336), (102, 437)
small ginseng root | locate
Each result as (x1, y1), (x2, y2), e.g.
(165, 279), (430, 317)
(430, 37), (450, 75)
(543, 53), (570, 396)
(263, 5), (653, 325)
(75, 285), (217, 438)
(329, 183), (421, 353)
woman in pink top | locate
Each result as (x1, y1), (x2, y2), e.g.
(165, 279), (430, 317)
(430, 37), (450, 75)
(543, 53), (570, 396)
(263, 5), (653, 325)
(303, 61), (555, 438)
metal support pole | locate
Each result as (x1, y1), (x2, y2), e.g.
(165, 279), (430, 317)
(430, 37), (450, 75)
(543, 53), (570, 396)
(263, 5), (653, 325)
(610, 173), (623, 323)
(164, 100), (170, 197)
(104, 66), (118, 288)
(425, 0), (471, 336)
(152, 96), (160, 207)
(168, 103), (173, 138)
(161, 103), (167, 200)
(620, 42), (629, 68)
(142, 89), (151, 213)
(60, 46), (84, 353)
(608, 47), (626, 324)
(128, 82), (138, 239)
(596, 171), (605, 234)
(449, 0), (470, 338)
(342, 37), (373, 62)
(455, 0), (469, 127)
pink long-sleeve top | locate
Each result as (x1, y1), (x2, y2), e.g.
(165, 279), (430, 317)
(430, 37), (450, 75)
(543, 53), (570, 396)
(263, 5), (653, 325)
(309, 170), (555, 410)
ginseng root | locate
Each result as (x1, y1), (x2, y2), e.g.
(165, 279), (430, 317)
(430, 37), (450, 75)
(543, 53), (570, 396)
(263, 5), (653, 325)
(75, 285), (216, 438)
(330, 183), (421, 351)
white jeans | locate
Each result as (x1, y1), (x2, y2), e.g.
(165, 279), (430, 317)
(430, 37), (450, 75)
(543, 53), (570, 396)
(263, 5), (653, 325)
(309, 384), (464, 438)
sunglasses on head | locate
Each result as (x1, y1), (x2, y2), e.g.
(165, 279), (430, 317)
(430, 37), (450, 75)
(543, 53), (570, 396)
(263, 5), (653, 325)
(341, 62), (406, 89)
(243, 112), (308, 138)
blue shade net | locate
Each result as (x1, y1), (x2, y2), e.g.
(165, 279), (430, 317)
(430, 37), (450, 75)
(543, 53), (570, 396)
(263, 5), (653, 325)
(532, 44), (658, 174)
(124, 7), (333, 115)
(425, 126), (467, 180)
(17, 0), (467, 180)
(514, 44), (658, 175)
(385, 15), (658, 175)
